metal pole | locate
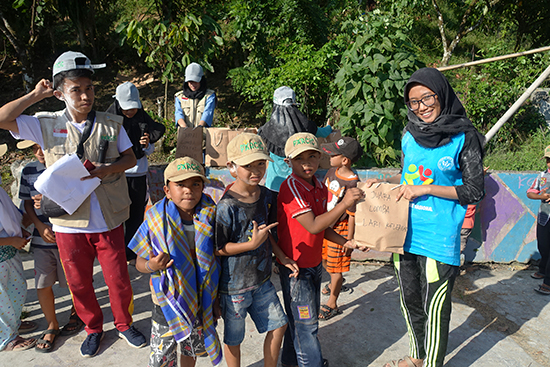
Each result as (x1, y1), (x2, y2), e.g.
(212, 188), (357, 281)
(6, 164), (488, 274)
(485, 64), (550, 143)
(437, 45), (550, 71)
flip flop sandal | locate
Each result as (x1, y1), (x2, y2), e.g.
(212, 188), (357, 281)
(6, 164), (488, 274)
(384, 356), (421, 367)
(535, 284), (550, 295)
(318, 304), (343, 321)
(18, 320), (38, 333)
(35, 329), (61, 353)
(531, 272), (545, 279)
(4, 336), (37, 351)
(322, 283), (351, 296)
(61, 313), (84, 336)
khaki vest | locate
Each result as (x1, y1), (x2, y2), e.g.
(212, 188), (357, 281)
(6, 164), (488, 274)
(38, 110), (131, 230)
(175, 89), (214, 127)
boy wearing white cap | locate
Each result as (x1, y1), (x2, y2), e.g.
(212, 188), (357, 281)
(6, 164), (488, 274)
(0, 51), (145, 357)
(106, 81), (165, 262)
(174, 62), (216, 128)
(215, 133), (298, 367)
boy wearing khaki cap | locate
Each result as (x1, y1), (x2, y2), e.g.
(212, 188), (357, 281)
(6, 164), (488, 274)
(215, 133), (298, 367)
(276, 132), (364, 367)
(128, 156), (222, 367)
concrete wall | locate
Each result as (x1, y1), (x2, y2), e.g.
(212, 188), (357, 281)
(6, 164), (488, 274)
(148, 165), (541, 264)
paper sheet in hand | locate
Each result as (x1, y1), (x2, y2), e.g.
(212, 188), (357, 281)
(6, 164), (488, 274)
(354, 182), (409, 254)
(34, 154), (101, 215)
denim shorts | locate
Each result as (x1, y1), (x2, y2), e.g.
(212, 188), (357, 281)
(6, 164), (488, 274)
(220, 280), (288, 346)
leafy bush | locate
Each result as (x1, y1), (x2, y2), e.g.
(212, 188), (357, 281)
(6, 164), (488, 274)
(228, 41), (342, 121)
(331, 11), (424, 167)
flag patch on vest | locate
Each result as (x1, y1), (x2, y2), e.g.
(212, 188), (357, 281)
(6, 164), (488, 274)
(53, 128), (68, 138)
(101, 135), (117, 142)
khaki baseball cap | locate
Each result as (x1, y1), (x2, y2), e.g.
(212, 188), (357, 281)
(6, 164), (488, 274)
(227, 133), (273, 166)
(0, 144), (7, 157)
(164, 157), (210, 184)
(544, 145), (550, 159)
(284, 132), (321, 159)
(16, 140), (36, 150)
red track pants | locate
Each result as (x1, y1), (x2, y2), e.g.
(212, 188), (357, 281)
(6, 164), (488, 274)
(57, 226), (134, 334)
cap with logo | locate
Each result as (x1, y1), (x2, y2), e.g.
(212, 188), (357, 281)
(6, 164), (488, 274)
(273, 86), (297, 106)
(16, 140), (37, 150)
(321, 137), (363, 163)
(52, 51), (106, 86)
(543, 145), (550, 159)
(185, 63), (204, 83)
(114, 82), (142, 110)
(284, 132), (321, 159)
(164, 157), (210, 184)
(227, 133), (273, 166)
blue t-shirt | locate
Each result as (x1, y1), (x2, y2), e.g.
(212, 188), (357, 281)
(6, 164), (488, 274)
(401, 131), (467, 266)
(215, 186), (277, 294)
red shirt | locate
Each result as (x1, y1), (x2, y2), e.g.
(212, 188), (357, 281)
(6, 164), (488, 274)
(277, 173), (328, 268)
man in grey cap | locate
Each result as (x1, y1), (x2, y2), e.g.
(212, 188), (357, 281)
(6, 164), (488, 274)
(174, 62), (216, 128)
(0, 51), (146, 357)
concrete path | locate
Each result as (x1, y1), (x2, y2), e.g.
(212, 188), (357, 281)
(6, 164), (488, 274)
(1, 252), (549, 367)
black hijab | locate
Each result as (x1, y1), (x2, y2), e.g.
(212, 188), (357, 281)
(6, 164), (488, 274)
(258, 103), (318, 157)
(403, 67), (484, 149)
(182, 77), (208, 100)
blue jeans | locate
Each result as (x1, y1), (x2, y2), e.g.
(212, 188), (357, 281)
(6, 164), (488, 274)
(277, 262), (323, 367)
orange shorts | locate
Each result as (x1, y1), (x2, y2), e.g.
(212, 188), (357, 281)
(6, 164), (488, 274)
(322, 220), (351, 274)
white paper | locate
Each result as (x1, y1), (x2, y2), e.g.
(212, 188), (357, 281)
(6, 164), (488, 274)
(34, 154), (101, 215)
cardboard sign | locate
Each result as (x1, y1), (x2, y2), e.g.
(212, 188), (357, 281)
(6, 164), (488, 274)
(205, 127), (258, 167)
(354, 182), (409, 254)
(317, 130), (342, 169)
(176, 126), (203, 162)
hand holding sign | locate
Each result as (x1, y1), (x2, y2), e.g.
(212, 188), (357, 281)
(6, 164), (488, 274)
(354, 182), (409, 254)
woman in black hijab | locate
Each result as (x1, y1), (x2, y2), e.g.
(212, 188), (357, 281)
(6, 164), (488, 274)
(368, 68), (484, 367)
(259, 86), (332, 191)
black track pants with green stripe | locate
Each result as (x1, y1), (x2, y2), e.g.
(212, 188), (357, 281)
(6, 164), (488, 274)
(393, 252), (459, 367)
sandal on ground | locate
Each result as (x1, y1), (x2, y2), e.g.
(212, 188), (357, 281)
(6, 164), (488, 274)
(18, 320), (38, 333)
(318, 304), (343, 321)
(4, 336), (36, 351)
(61, 313), (84, 336)
(322, 283), (350, 296)
(535, 283), (550, 295)
(531, 272), (545, 279)
(384, 356), (422, 367)
(35, 329), (60, 353)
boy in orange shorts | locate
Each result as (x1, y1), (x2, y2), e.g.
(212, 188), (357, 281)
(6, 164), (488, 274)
(319, 137), (364, 320)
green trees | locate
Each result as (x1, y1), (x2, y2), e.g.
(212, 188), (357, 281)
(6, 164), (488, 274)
(332, 13), (424, 167)
(118, 0), (223, 117)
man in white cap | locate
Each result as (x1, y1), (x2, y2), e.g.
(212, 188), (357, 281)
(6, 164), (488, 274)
(174, 62), (217, 128)
(0, 51), (146, 357)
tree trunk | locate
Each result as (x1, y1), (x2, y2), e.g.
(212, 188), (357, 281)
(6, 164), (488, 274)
(0, 10), (34, 91)
(164, 79), (168, 119)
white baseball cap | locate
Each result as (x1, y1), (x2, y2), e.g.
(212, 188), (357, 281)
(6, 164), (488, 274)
(52, 51), (106, 84)
(185, 63), (204, 83)
(273, 86), (297, 106)
(114, 82), (142, 110)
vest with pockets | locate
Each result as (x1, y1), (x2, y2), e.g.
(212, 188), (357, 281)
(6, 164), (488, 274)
(39, 110), (131, 229)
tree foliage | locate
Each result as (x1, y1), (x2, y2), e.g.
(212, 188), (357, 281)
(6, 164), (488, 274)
(332, 12), (424, 167)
